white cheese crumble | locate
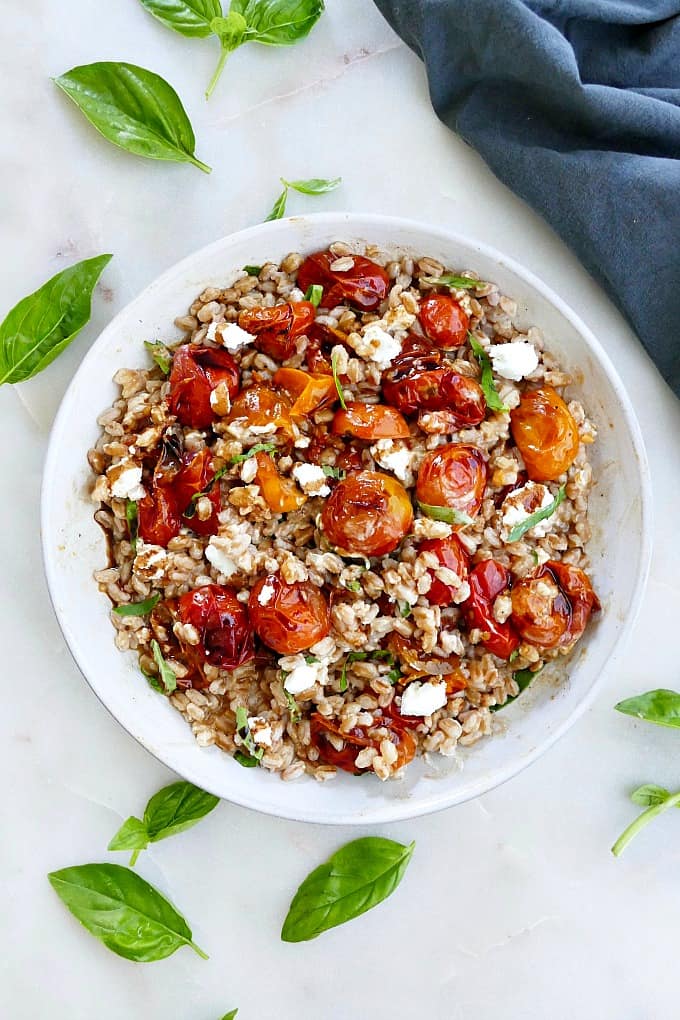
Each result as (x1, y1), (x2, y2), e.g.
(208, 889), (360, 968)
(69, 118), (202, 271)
(349, 323), (402, 369)
(205, 536), (239, 578)
(206, 321), (255, 351)
(133, 541), (167, 583)
(400, 680), (448, 717)
(247, 716), (273, 747)
(488, 341), (539, 381)
(292, 463), (330, 497)
(257, 583), (275, 606)
(107, 459), (146, 500)
(283, 659), (328, 695)
(501, 482), (555, 539)
(370, 439), (416, 485)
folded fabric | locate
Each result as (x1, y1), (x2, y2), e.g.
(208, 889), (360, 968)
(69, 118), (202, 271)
(373, 0), (680, 397)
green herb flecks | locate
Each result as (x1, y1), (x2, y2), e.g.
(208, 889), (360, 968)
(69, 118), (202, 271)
(113, 593), (160, 617)
(229, 442), (277, 465)
(331, 349), (347, 410)
(243, 265), (263, 276)
(322, 465), (345, 479)
(468, 334), (508, 413)
(284, 688), (301, 722)
(417, 501), (472, 527)
(126, 499), (139, 555)
(305, 284), (323, 307)
(183, 465), (229, 519)
(421, 273), (484, 290)
(506, 486), (566, 544)
(490, 667), (541, 712)
(151, 640), (177, 694)
(144, 340), (173, 376)
(235, 705), (264, 765)
(339, 650), (393, 693)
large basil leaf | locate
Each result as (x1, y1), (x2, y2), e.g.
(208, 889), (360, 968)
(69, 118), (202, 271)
(231, 0), (324, 45)
(54, 63), (211, 172)
(48, 863), (208, 961)
(108, 781), (219, 866)
(140, 0), (223, 36)
(614, 689), (680, 729)
(281, 837), (415, 942)
(0, 255), (111, 385)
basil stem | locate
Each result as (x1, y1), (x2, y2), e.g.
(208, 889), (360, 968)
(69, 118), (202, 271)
(506, 485), (566, 544)
(417, 501), (472, 526)
(421, 273), (483, 290)
(108, 780), (219, 866)
(113, 593), (160, 617)
(468, 334), (508, 413)
(331, 350), (347, 409)
(151, 640), (177, 694)
(612, 789), (680, 857)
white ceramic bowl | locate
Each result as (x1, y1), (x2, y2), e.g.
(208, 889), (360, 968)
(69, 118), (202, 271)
(42, 213), (652, 825)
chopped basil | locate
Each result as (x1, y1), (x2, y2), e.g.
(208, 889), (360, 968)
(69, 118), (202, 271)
(468, 334), (508, 413)
(386, 668), (403, 685)
(345, 579), (362, 593)
(183, 465), (229, 518)
(340, 650), (393, 692)
(144, 340), (173, 376)
(235, 706), (264, 762)
(509, 648), (519, 663)
(284, 689), (301, 722)
(490, 667), (541, 712)
(331, 350), (347, 409)
(305, 284), (323, 307)
(421, 273), (483, 290)
(151, 640), (177, 694)
(113, 593), (160, 617)
(417, 501), (473, 526)
(243, 265), (263, 276)
(229, 442), (277, 465)
(322, 465), (345, 480)
(304, 654), (319, 664)
(399, 601), (412, 618)
(126, 499), (139, 554)
(506, 485), (566, 544)
(234, 750), (260, 768)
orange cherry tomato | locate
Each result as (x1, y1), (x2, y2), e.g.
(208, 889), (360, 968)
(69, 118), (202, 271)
(510, 386), (580, 482)
(249, 574), (330, 654)
(254, 451), (307, 513)
(418, 293), (470, 349)
(415, 444), (487, 521)
(331, 402), (410, 441)
(310, 712), (416, 774)
(510, 561), (599, 649)
(297, 250), (390, 311)
(273, 367), (337, 417)
(320, 470), (414, 557)
(463, 560), (520, 660)
(238, 301), (316, 361)
(169, 345), (240, 429)
(419, 535), (470, 605)
(226, 384), (294, 438)
(177, 584), (254, 670)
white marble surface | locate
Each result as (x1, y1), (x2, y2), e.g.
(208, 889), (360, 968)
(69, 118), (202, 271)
(2, 1), (680, 1017)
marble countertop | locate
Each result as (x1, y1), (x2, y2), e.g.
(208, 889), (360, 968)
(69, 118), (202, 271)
(3, 2), (680, 1017)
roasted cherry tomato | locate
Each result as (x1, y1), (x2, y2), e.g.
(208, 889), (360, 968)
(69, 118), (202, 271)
(331, 402), (410, 440)
(138, 485), (181, 547)
(320, 470), (414, 557)
(254, 451), (307, 513)
(510, 386), (580, 482)
(462, 559), (520, 660)
(238, 301), (316, 361)
(416, 444), (487, 521)
(297, 250), (390, 311)
(226, 384), (294, 438)
(139, 444), (222, 546)
(249, 574), (330, 654)
(510, 561), (599, 649)
(305, 321), (349, 374)
(419, 535), (470, 605)
(169, 345), (240, 429)
(335, 442), (365, 475)
(418, 293), (470, 349)
(382, 335), (485, 423)
(273, 367), (337, 417)
(310, 711), (416, 774)
(177, 584), (254, 670)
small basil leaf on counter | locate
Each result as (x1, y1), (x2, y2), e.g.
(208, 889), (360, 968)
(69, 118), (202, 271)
(108, 817), (149, 867)
(54, 63), (211, 172)
(47, 863), (208, 961)
(468, 334), (508, 414)
(631, 784), (674, 808)
(283, 175), (341, 195)
(305, 283), (324, 307)
(144, 781), (219, 842)
(506, 485), (566, 544)
(615, 689), (680, 729)
(490, 667), (541, 712)
(265, 186), (289, 221)
(612, 788), (680, 857)
(421, 273), (483, 290)
(281, 836), (415, 942)
(144, 340), (173, 376)
(151, 640), (177, 693)
(113, 593), (160, 617)
(139, 0), (222, 37)
(0, 255), (112, 385)
(231, 0), (325, 46)
(417, 501), (472, 526)
(220, 1011), (239, 1020)
(243, 265), (263, 276)
(126, 499), (139, 554)
(331, 350), (347, 409)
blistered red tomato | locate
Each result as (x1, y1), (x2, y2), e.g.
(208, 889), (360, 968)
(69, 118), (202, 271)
(138, 441), (222, 546)
(510, 561), (599, 649)
(238, 301), (316, 361)
(297, 250), (390, 311)
(226, 384), (294, 438)
(138, 485), (180, 547)
(419, 535), (470, 605)
(248, 574), (330, 654)
(305, 321), (348, 374)
(510, 386), (580, 482)
(331, 402), (410, 441)
(382, 335), (485, 424)
(463, 559), (519, 660)
(320, 470), (414, 557)
(169, 345), (240, 429)
(177, 585), (254, 669)
(415, 444), (487, 521)
(418, 293), (470, 349)
(273, 367), (337, 417)
(310, 711), (416, 774)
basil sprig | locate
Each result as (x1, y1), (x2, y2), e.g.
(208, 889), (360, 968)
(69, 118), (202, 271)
(0, 255), (111, 385)
(151, 640), (177, 693)
(417, 501), (472, 526)
(126, 499), (139, 554)
(113, 593), (160, 617)
(144, 340), (173, 376)
(305, 284), (323, 307)
(234, 705), (263, 766)
(108, 780), (219, 866)
(490, 667), (541, 712)
(468, 334), (508, 413)
(421, 273), (484, 290)
(615, 689), (680, 729)
(265, 175), (341, 221)
(331, 350), (347, 409)
(54, 63), (210, 172)
(281, 837), (415, 942)
(506, 485), (566, 544)
(612, 788), (680, 857)
(48, 863), (208, 962)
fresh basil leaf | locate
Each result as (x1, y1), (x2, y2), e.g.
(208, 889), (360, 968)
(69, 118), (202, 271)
(229, 442), (276, 465)
(506, 485), (566, 544)
(220, 1011), (238, 1020)
(265, 187), (289, 221)
(48, 863), (208, 961)
(144, 780), (219, 843)
(141, 664), (166, 693)
(243, 265), (263, 276)
(417, 501), (472, 526)
(108, 817), (149, 867)
(490, 667), (541, 712)
(206, 12), (249, 98)
(421, 273), (483, 290)
(151, 640), (177, 693)
(0, 255), (112, 386)
(340, 650), (393, 691)
(231, 0), (325, 46)
(304, 654), (318, 664)
(331, 350), (347, 409)
(113, 593), (160, 617)
(305, 284), (323, 307)
(612, 788), (680, 857)
(54, 63), (211, 172)
(631, 784), (674, 808)
(144, 340), (173, 376)
(281, 836), (415, 942)
(126, 499), (139, 554)
(615, 689), (680, 730)
(284, 689), (301, 722)
(386, 668), (402, 685)
(321, 465), (345, 479)
(235, 706), (264, 761)
(468, 334), (508, 414)
(234, 750), (260, 767)
(283, 176), (341, 196)
(140, 0), (222, 36)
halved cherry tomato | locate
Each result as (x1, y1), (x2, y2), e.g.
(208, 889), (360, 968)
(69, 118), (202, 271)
(297, 250), (390, 311)
(510, 386), (580, 482)
(510, 561), (599, 649)
(273, 367), (337, 417)
(305, 321), (348, 374)
(385, 367), (486, 424)
(462, 559), (519, 660)
(249, 574), (330, 654)
(320, 470), (414, 557)
(419, 293), (470, 349)
(310, 711), (416, 774)
(331, 402), (410, 440)
(419, 535), (470, 605)
(169, 345), (240, 429)
(176, 448), (221, 537)
(254, 451), (307, 513)
(238, 301), (316, 361)
(386, 633), (463, 684)
(226, 384), (294, 438)
(416, 444), (487, 521)
(177, 584), (254, 670)
(138, 485), (181, 547)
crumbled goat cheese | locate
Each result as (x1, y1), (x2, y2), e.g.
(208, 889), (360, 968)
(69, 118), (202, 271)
(206, 321), (255, 350)
(247, 716), (273, 747)
(502, 482), (555, 538)
(107, 459), (145, 500)
(257, 583), (275, 606)
(400, 680), (448, 717)
(488, 341), (539, 381)
(283, 660), (328, 695)
(370, 440), (415, 484)
(349, 323), (402, 369)
(205, 536), (239, 578)
(133, 541), (167, 583)
(292, 463), (330, 497)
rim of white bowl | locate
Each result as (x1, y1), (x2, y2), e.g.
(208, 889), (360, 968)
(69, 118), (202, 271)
(41, 212), (653, 825)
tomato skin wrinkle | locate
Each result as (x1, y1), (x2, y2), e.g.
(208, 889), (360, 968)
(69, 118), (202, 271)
(320, 470), (413, 558)
(297, 250), (389, 312)
(169, 345), (239, 429)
